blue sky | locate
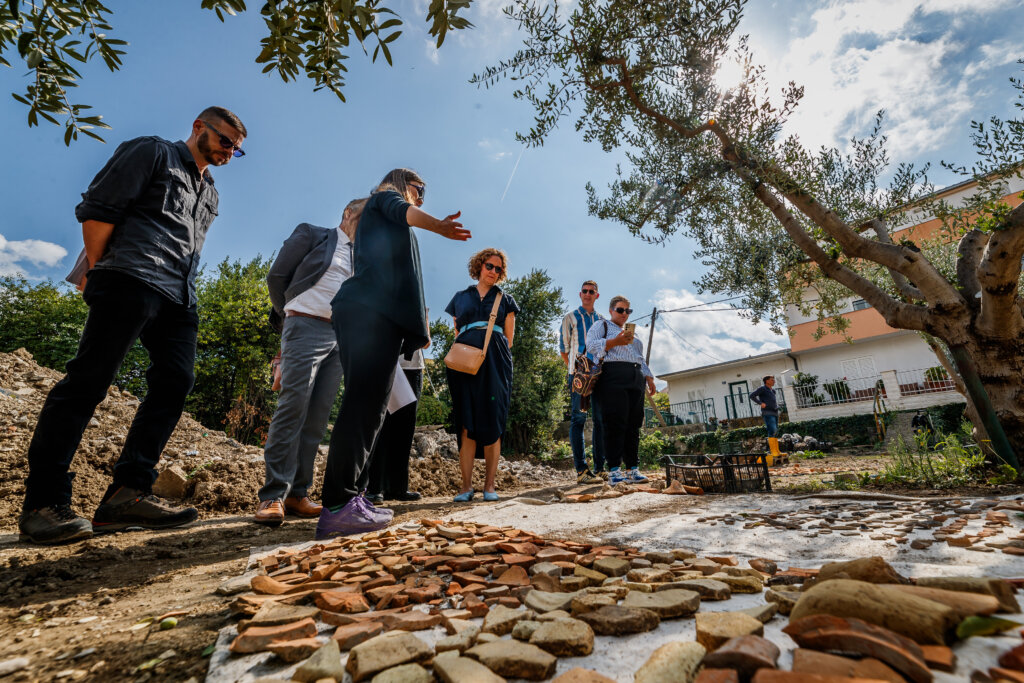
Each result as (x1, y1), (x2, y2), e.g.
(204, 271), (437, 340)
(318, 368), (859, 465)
(1, 0), (1022, 378)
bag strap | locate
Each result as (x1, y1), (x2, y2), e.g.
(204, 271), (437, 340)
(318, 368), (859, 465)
(480, 291), (504, 352)
(595, 319), (609, 361)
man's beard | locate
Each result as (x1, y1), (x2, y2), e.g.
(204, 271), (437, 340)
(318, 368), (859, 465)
(198, 131), (229, 166)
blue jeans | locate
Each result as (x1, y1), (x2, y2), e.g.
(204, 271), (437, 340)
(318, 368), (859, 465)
(763, 413), (779, 438)
(570, 375), (605, 473)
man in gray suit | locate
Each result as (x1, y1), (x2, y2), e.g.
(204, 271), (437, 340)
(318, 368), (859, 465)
(255, 197), (367, 525)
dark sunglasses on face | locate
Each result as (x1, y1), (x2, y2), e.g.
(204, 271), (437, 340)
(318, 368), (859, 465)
(409, 183), (426, 200)
(581, 289), (597, 295)
(613, 307), (633, 314)
(483, 262), (504, 276)
(203, 121), (245, 157)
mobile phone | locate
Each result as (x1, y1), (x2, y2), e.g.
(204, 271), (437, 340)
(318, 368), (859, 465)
(624, 323), (636, 337)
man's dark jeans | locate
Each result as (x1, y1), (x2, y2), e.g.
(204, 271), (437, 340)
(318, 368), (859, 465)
(23, 270), (198, 511)
(763, 413), (779, 438)
(569, 375), (605, 473)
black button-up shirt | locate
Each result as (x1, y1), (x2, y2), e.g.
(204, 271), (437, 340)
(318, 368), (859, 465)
(74, 136), (219, 306)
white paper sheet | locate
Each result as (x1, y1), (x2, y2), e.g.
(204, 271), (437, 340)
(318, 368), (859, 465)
(387, 361), (416, 414)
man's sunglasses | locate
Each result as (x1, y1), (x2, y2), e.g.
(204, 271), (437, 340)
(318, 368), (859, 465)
(409, 183), (426, 199)
(483, 262), (505, 276)
(581, 288), (597, 295)
(613, 307), (633, 314)
(203, 121), (245, 157)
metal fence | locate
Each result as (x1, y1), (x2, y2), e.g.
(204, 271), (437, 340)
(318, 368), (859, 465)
(791, 375), (882, 407)
(894, 368), (957, 396)
(644, 398), (716, 427)
(724, 388), (786, 420)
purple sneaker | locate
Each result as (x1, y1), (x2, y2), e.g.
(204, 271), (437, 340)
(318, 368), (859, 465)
(355, 494), (393, 523)
(315, 497), (392, 540)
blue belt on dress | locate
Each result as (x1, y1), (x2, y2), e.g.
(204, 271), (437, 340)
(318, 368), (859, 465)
(459, 321), (505, 336)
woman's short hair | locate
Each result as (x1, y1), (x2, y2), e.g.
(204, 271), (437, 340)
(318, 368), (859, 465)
(608, 295), (630, 311)
(374, 168), (424, 202)
(468, 248), (509, 283)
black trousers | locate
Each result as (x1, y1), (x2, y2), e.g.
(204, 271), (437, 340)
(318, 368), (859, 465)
(24, 270), (198, 511)
(594, 362), (645, 470)
(368, 369), (422, 496)
(322, 299), (403, 508)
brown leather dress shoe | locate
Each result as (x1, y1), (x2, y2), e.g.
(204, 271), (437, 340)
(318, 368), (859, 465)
(284, 496), (322, 518)
(254, 499), (284, 526)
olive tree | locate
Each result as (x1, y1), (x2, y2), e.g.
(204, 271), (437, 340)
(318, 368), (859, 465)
(474, 0), (1024, 466)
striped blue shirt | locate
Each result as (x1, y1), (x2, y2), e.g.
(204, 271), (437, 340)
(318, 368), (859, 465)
(586, 319), (654, 378)
(559, 306), (603, 368)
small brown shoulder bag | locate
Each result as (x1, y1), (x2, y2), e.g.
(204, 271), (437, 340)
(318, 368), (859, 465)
(443, 292), (503, 376)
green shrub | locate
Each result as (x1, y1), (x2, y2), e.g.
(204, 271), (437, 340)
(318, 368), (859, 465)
(822, 379), (851, 402)
(638, 430), (672, 468)
(415, 394), (449, 426)
(876, 425), (986, 488)
(678, 413), (884, 454)
(924, 366), (949, 382)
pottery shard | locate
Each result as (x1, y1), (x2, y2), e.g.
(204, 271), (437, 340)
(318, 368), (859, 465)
(669, 579), (731, 600)
(766, 586), (800, 615)
(703, 635), (780, 678)
(530, 562), (563, 577)
(229, 617), (319, 653)
(246, 603), (321, 629)
(267, 637), (324, 663)
(529, 618), (595, 656)
(790, 579), (958, 645)
(628, 567), (676, 583)
(345, 632), (434, 682)
(370, 663), (435, 683)
(436, 625), (481, 653)
(316, 590), (371, 614)
(709, 574), (763, 593)
(737, 603), (779, 624)
(433, 653), (507, 683)
(695, 612), (765, 651)
(782, 615), (932, 683)
(622, 589), (700, 618)
(574, 565), (608, 586)
(465, 640), (558, 681)
(482, 605), (536, 635)
(634, 641), (706, 683)
(293, 640), (347, 683)
(879, 584), (1000, 618)
(592, 557), (631, 577)
(998, 643), (1024, 671)
(921, 645), (956, 673)
(749, 559), (778, 575)
(791, 649), (905, 683)
(436, 525), (472, 540)
(577, 605), (661, 635)
(570, 593), (617, 615)
(333, 621), (386, 650)
(512, 620), (542, 641)
(695, 670), (740, 683)
(551, 668), (617, 683)
(536, 547), (578, 563)
(915, 577), (1021, 614)
(751, 671), (898, 683)
(814, 557), (909, 585)
(496, 566), (531, 587)
(524, 590), (578, 613)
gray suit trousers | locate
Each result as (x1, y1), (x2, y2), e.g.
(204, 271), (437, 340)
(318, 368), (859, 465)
(259, 316), (343, 501)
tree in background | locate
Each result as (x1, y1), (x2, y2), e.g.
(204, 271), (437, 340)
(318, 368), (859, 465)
(476, 0), (1024, 467)
(0, 276), (148, 394)
(503, 269), (567, 455)
(189, 256), (279, 445)
(420, 318), (456, 427)
(1, 0), (473, 144)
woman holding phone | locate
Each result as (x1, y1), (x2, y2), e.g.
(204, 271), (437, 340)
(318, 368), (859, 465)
(317, 168), (471, 540)
(585, 296), (657, 485)
(446, 248), (519, 503)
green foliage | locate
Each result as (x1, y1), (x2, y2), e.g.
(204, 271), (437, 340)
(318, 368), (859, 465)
(679, 412), (882, 454)
(0, 276), (148, 394)
(2, 0), (473, 143)
(877, 426), (987, 488)
(800, 450), (826, 460)
(415, 393), (448, 427)
(986, 464), (1021, 486)
(503, 269), (568, 454)
(539, 440), (572, 462)
(638, 430), (672, 468)
(924, 365), (949, 382)
(423, 318), (456, 427)
(822, 378), (851, 402)
(188, 256), (279, 445)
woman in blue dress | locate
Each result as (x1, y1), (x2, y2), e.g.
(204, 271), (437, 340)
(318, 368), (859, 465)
(445, 248), (519, 502)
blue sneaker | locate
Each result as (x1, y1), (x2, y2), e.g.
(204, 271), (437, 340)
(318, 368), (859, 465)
(315, 496), (391, 540)
(628, 468), (649, 483)
(609, 468), (627, 485)
(482, 491), (499, 502)
(453, 490), (475, 503)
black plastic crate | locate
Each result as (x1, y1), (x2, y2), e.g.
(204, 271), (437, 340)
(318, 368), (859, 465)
(720, 440), (743, 455)
(661, 454), (771, 494)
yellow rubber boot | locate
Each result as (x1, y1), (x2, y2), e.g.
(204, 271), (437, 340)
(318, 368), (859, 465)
(766, 437), (781, 467)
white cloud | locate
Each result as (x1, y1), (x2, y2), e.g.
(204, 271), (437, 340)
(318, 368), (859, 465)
(631, 288), (788, 377)
(424, 38), (440, 65)
(477, 137), (512, 161)
(745, 0), (1022, 160)
(0, 234), (68, 276)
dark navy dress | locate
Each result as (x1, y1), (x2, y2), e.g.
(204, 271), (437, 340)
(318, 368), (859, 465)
(445, 285), (520, 452)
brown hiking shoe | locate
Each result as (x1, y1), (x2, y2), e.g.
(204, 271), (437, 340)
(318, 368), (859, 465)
(92, 487), (198, 533)
(254, 500), (285, 526)
(284, 496), (322, 518)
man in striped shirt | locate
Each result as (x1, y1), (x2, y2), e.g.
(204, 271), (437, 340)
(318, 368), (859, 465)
(560, 280), (606, 484)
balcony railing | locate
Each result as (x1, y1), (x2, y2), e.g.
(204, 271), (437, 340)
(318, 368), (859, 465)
(724, 388), (786, 420)
(792, 375), (882, 408)
(644, 398), (717, 427)
(895, 368), (957, 396)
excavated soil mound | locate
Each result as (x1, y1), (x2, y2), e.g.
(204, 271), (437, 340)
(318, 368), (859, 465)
(0, 349), (561, 528)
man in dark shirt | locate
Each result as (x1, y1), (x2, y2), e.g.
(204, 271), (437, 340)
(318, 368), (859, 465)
(749, 375), (780, 437)
(19, 107), (247, 545)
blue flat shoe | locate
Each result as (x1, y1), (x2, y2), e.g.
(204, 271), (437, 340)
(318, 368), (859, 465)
(453, 490), (475, 503)
(482, 491), (499, 502)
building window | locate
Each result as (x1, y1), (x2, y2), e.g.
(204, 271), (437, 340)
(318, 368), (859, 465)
(852, 299), (870, 311)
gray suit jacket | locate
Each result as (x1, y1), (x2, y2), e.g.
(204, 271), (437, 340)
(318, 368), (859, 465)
(267, 223), (339, 331)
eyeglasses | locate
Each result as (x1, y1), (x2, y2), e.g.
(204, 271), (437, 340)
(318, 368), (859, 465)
(483, 262), (505, 276)
(581, 289), (597, 295)
(409, 183), (426, 200)
(203, 121), (245, 157)
(613, 307), (633, 314)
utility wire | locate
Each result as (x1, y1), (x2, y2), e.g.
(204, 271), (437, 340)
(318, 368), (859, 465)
(657, 316), (727, 363)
